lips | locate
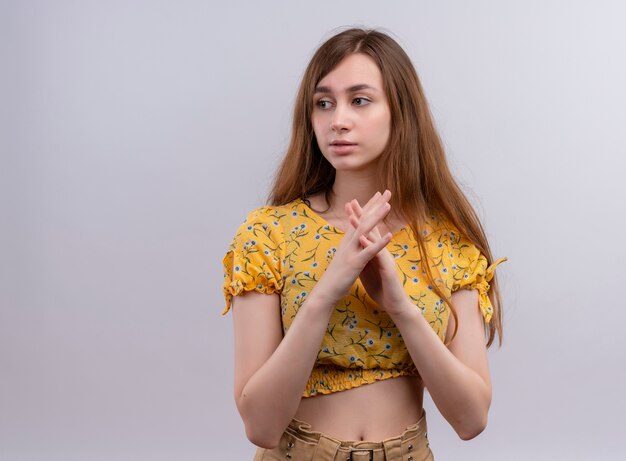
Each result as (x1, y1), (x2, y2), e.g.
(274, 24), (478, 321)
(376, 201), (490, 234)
(329, 141), (357, 155)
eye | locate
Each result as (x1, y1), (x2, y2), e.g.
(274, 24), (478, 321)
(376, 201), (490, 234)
(315, 99), (332, 109)
(353, 97), (371, 106)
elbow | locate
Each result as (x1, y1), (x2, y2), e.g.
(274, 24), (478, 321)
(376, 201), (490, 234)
(457, 424), (486, 441)
(237, 397), (284, 449)
(244, 423), (282, 449)
(455, 413), (488, 441)
(454, 383), (492, 441)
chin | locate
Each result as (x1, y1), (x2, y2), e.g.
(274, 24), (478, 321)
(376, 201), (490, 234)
(331, 160), (378, 173)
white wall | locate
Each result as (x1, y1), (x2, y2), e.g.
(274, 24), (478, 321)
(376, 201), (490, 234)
(1, 1), (625, 460)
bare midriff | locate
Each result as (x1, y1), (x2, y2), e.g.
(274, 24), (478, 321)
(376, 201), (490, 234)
(293, 375), (424, 442)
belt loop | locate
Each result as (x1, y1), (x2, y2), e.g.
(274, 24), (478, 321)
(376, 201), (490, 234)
(314, 434), (340, 461)
(383, 436), (402, 460)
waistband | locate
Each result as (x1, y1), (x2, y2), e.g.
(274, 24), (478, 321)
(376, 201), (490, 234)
(282, 410), (431, 461)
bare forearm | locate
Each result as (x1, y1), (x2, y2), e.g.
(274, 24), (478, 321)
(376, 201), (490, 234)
(390, 302), (491, 439)
(238, 288), (335, 447)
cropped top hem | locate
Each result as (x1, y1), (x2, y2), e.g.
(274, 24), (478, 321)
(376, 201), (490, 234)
(304, 364), (419, 397)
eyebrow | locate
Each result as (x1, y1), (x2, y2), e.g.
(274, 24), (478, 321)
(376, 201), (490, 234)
(313, 84), (378, 94)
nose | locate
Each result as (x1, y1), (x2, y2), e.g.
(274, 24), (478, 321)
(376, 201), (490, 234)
(330, 102), (352, 132)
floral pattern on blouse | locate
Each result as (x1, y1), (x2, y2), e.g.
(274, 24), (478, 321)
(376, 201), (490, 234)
(222, 198), (507, 397)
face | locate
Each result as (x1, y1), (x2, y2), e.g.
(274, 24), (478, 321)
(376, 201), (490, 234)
(311, 53), (391, 173)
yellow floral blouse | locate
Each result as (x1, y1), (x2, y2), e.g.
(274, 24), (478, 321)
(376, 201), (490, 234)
(222, 198), (506, 397)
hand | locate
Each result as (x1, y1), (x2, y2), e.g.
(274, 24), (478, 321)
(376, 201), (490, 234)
(314, 191), (394, 305)
(346, 197), (412, 317)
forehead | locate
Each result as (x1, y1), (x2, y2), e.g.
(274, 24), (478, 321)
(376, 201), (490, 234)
(316, 53), (383, 89)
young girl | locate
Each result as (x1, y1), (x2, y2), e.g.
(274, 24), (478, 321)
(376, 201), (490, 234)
(221, 27), (507, 461)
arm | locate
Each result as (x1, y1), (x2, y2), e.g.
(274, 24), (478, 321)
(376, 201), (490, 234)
(388, 289), (491, 440)
(231, 191), (394, 448)
(232, 288), (336, 449)
(347, 198), (492, 440)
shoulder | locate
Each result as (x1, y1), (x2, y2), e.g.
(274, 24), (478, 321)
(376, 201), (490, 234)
(238, 200), (301, 225)
(413, 211), (454, 244)
(231, 200), (305, 240)
(421, 212), (473, 246)
(242, 203), (290, 222)
(424, 215), (480, 264)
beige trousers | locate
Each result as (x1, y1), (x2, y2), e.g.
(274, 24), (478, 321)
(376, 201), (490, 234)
(253, 411), (434, 461)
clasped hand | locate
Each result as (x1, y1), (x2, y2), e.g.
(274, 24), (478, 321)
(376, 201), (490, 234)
(320, 190), (410, 317)
(345, 192), (411, 317)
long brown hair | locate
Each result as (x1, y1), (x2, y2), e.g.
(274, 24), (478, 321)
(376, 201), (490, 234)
(268, 27), (504, 347)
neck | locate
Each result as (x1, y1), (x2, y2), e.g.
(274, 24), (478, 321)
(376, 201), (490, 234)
(317, 168), (405, 233)
(330, 169), (380, 212)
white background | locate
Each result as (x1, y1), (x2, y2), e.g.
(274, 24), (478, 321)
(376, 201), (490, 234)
(2, 1), (625, 460)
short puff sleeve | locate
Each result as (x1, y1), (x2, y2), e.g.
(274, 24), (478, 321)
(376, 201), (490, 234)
(448, 228), (507, 323)
(221, 208), (284, 315)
